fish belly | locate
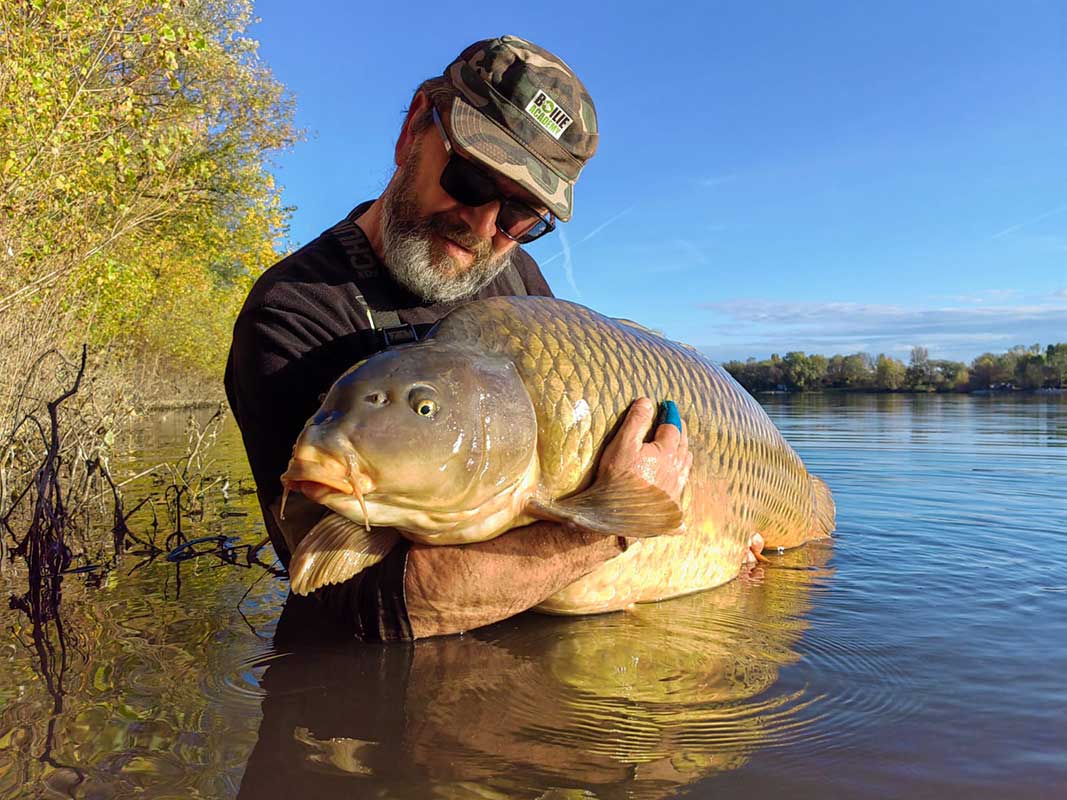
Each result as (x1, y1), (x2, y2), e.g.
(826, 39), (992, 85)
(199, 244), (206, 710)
(433, 297), (834, 613)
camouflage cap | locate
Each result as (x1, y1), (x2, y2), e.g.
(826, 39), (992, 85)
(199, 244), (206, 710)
(441, 35), (598, 222)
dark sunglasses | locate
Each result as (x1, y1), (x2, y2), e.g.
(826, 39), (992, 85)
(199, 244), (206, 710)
(432, 107), (556, 244)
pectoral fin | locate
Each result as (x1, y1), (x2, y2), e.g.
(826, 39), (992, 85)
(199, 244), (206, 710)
(288, 514), (400, 596)
(524, 474), (684, 538)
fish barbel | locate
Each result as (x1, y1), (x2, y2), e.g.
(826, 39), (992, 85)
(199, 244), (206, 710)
(280, 297), (835, 612)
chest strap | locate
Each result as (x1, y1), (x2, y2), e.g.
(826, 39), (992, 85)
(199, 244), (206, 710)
(327, 211), (529, 351)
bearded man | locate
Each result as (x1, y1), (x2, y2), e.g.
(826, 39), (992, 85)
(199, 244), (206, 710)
(225, 36), (691, 641)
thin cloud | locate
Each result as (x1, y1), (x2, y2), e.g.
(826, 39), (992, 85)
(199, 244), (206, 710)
(704, 299), (1066, 332)
(949, 289), (1018, 304)
(1054, 288), (1067, 299)
(694, 174), (736, 188)
(695, 299), (1067, 361)
(990, 203), (1067, 240)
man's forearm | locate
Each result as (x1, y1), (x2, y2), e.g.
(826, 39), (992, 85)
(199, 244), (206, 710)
(404, 522), (622, 638)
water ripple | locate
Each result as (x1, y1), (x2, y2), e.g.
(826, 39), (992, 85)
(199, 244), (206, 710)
(3, 396), (1065, 798)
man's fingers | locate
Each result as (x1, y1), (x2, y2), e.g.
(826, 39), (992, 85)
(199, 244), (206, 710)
(601, 398), (691, 489)
(617, 397), (657, 452)
(653, 405), (688, 469)
(657, 399), (682, 430)
(653, 415), (681, 450)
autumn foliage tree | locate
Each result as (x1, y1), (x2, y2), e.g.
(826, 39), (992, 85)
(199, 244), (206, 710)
(724, 344), (1066, 393)
(1, 0), (297, 376)
(0, 0), (297, 525)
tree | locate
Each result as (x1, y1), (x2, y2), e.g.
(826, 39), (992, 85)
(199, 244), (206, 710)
(933, 360), (969, 392)
(825, 355), (845, 388)
(906, 346), (934, 391)
(783, 351), (819, 390)
(843, 353), (874, 387)
(995, 346), (1031, 387)
(809, 354), (829, 387)
(969, 353), (998, 389)
(723, 358), (761, 392)
(1, 0), (298, 374)
(766, 353), (784, 388)
(1015, 351), (1047, 390)
(1046, 344), (1067, 388)
(875, 354), (906, 390)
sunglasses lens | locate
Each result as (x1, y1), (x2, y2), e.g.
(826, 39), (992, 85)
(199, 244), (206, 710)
(439, 156), (499, 207)
(498, 202), (551, 243)
(439, 152), (555, 244)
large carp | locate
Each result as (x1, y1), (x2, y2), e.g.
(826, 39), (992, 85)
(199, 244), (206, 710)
(280, 296), (835, 613)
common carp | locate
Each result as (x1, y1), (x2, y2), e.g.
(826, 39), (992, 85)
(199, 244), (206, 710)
(280, 296), (835, 613)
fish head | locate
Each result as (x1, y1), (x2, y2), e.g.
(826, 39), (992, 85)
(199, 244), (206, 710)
(281, 340), (539, 537)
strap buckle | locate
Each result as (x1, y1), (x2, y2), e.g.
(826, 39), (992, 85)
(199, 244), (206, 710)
(380, 324), (420, 347)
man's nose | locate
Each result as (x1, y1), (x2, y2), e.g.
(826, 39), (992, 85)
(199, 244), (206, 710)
(454, 199), (500, 241)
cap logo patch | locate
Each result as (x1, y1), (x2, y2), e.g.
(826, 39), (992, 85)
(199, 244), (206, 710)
(525, 89), (573, 140)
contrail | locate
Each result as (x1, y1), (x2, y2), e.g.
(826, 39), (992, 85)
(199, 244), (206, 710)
(541, 204), (637, 266)
(575, 204), (636, 245)
(558, 227), (580, 298)
(991, 203), (1067, 240)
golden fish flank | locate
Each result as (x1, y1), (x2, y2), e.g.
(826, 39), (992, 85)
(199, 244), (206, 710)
(280, 297), (835, 612)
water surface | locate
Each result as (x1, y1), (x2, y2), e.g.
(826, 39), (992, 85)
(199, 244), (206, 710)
(1, 395), (1064, 798)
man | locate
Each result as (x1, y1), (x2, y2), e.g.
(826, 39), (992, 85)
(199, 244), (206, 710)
(225, 35), (691, 641)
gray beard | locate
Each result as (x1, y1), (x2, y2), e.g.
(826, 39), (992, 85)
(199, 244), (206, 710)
(379, 148), (515, 304)
(380, 217), (514, 303)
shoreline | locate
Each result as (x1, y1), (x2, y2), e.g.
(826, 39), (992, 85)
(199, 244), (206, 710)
(753, 387), (1067, 396)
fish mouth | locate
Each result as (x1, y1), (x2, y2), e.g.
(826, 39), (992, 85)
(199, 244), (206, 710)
(281, 460), (357, 497)
(282, 477), (351, 505)
(280, 449), (375, 528)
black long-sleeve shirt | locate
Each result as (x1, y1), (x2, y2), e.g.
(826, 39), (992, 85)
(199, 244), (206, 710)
(224, 202), (552, 639)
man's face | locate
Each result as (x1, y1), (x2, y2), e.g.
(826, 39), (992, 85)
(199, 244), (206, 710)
(379, 114), (541, 303)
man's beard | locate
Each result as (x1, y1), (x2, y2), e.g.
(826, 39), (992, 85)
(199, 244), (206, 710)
(380, 145), (516, 304)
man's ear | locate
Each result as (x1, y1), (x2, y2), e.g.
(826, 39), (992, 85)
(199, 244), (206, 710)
(395, 92), (431, 167)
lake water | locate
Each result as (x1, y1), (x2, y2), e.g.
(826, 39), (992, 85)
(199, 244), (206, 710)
(1, 395), (1064, 799)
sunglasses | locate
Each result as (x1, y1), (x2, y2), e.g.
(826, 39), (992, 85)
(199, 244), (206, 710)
(432, 107), (556, 244)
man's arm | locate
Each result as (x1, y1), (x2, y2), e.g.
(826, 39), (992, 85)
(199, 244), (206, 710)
(403, 397), (692, 638)
(404, 523), (624, 638)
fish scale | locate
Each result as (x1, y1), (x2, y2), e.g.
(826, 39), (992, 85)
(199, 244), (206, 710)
(431, 297), (835, 613)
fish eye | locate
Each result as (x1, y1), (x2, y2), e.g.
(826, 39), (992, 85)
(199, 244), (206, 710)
(412, 398), (438, 418)
(407, 386), (439, 418)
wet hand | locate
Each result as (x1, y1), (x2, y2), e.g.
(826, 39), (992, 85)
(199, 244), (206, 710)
(597, 397), (693, 518)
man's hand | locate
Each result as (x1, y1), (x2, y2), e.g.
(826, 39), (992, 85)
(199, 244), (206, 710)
(596, 398), (693, 535)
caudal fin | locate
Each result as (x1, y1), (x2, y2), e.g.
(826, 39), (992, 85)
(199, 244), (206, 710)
(810, 475), (836, 537)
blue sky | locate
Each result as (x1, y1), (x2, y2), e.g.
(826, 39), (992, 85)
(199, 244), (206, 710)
(250, 0), (1066, 363)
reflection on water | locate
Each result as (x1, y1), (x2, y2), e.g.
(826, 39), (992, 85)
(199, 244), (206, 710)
(1, 395), (1065, 798)
(238, 544), (833, 800)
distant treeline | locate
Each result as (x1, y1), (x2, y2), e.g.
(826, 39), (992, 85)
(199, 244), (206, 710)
(722, 344), (1067, 393)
